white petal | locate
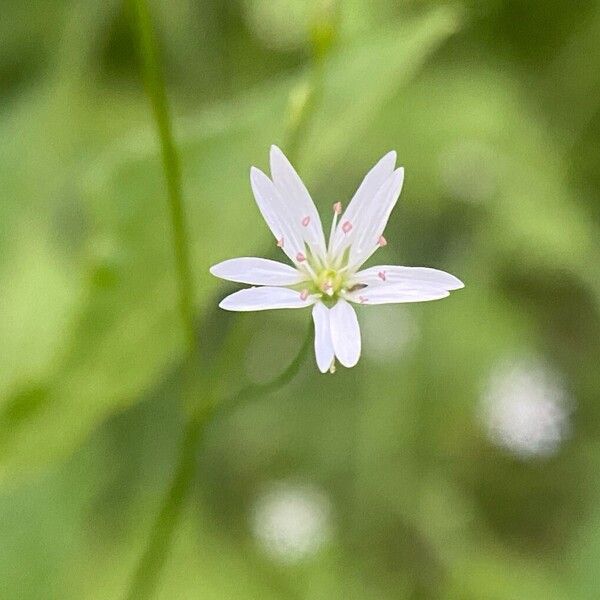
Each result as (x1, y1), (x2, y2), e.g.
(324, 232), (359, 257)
(210, 257), (306, 286)
(270, 145), (327, 259)
(312, 302), (335, 373)
(347, 168), (404, 270)
(250, 167), (306, 264)
(329, 299), (361, 368)
(329, 151), (396, 257)
(351, 265), (464, 291)
(346, 282), (450, 305)
(219, 286), (315, 311)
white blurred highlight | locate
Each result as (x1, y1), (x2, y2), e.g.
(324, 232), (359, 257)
(361, 306), (419, 362)
(250, 482), (332, 563)
(479, 358), (572, 459)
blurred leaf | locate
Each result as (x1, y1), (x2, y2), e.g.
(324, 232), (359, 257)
(302, 7), (459, 176)
(364, 62), (600, 300)
(445, 543), (570, 600)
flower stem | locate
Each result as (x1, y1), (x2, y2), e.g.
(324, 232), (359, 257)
(130, 0), (197, 355)
(123, 413), (205, 600)
(125, 3), (336, 597)
(213, 319), (313, 424)
(123, 327), (311, 600)
(124, 1), (200, 598)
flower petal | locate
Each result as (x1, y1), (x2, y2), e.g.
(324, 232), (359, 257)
(210, 257), (306, 286)
(329, 151), (397, 258)
(346, 282), (450, 305)
(219, 286), (315, 311)
(312, 302), (335, 373)
(270, 145), (327, 259)
(346, 168), (404, 270)
(329, 299), (361, 368)
(351, 265), (464, 291)
(250, 166), (306, 264)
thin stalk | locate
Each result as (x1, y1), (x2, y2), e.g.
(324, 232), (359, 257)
(125, 3), (336, 597)
(282, 0), (339, 164)
(130, 0), (197, 354)
(125, 1), (199, 598)
(123, 329), (311, 600)
(123, 413), (205, 600)
(211, 320), (313, 426)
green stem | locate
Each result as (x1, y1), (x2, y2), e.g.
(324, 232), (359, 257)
(123, 328), (311, 600)
(213, 320), (313, 423)
(125, 2), (199, 599)
(283, 0), (339, 164)
(123, 414), (205, 600)
(130, 0), (197, 354)
(125, 3), (335, 597)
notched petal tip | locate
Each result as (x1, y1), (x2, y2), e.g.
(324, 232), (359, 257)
(270, 144), (284, 157)
(249, 165), (263, 180)
(218, 298), (233, 311)
(209, 261), (231, 280)
(269, 144), (290, 173)
(383, 149), (397, 165)
(452, 277), (465, 290)
(250, 166), (273, 188)
(437, 271), (464, 291)
(209, 260), (237, 278)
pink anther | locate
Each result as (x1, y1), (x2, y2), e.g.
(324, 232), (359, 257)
(378, 235), (387, 247)
(296, 252), (306, 262)
(301, 216), (310, 227)
(300, 289), (309, 301)
(342, 221), (353, 234)
(333, 202), (342, 215)
(378, 271), (386, 281)
(358, 295), (368, 304)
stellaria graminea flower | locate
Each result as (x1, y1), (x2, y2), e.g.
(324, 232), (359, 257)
(210, 146), (464, 373)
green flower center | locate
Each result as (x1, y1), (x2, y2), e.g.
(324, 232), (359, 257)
(315, 267), (345, 298)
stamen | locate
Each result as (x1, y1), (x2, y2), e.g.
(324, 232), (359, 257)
(300, 289), (309, 301)
(378, 235), (387, 247)
(276, 237), (284, 248)
(346, 283), (366, 292)
(358, 295), (368, 304)
(296, 251), (317, 280)
(342, 221), (353, 234)
(305, 264), (318, 280)
(328, 202), (343, 257)
(301, 216), (310, 227)
(378, 270), (386, 281)
(329, 359), (336, 374)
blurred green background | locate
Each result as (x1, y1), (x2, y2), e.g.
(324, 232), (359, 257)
(2, 0), (600, 598)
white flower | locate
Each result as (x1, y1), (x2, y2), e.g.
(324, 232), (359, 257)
(250, 481), (332, 564)
(210, 146), (464, 373)
(480, 358), (572, 459)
